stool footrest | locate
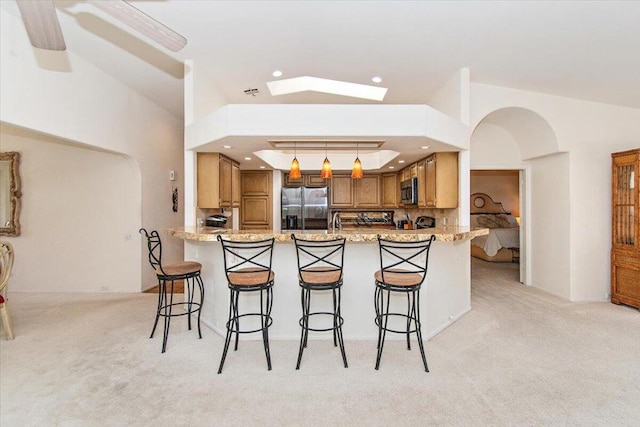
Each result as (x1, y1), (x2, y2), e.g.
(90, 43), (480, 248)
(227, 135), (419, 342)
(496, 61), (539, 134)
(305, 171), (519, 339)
(299, 311), (345, 332)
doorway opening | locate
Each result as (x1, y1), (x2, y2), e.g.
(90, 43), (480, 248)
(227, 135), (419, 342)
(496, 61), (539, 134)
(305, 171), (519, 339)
(470, 169), (524, 284)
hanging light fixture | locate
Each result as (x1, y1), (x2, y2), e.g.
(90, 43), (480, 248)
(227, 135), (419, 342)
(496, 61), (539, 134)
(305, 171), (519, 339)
(289, 142), (301, 179)
(351, 143), (363, 179)
(320, 142), (332, 178)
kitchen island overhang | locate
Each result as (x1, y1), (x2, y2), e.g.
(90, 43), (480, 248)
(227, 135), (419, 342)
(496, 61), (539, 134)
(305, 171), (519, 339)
(168, 227), (488, 341)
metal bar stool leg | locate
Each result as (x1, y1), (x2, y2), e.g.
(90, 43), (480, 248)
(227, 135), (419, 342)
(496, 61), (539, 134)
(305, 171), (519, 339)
(196, 274), (204, 339)
(150, 280), (164, 338)
(233, 290), (240, 351)
(335, 286), (348, 368)
(406, 292), (412, 350)
(218, 288), (237, 374)
(414, 290), (429, 372)
(161, 280), (175, 353)
(296, 287), (308, 370)
(375, 288), (392, 370)
(261, 288), (272, 371)
(186, 277), (194, 331)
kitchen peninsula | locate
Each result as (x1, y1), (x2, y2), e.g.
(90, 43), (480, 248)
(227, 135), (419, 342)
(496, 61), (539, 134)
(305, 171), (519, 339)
(168, 226), (488, 341)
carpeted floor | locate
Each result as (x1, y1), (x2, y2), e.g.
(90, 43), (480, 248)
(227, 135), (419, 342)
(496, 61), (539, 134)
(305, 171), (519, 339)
(1, 259), (639, 426)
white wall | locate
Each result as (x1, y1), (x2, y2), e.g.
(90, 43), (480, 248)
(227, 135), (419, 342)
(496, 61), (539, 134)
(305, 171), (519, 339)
(0, 9), (184, 292)
(470, 82), (640, 301)
(530, 153), (571, 299)
(1, 125), (140, 292)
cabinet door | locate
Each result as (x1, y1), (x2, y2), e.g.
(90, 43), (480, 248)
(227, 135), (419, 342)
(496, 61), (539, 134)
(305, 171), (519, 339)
(196, 152), (220, 208)
(241, 171), (271, 195)
(241, 196), (271, 225)
(330, 175), (354, 207)
(381, 173), (398, 207)
(612, 152), (638, 250)
(232, 163), (240, 207)
(219, 156), (232, 207)
(284, 172), (303, 187)
(306, 174), (327, 187)
(355, 175), (380, 207)
(417, 160), (427, 207)
(425, 155), (437, 207)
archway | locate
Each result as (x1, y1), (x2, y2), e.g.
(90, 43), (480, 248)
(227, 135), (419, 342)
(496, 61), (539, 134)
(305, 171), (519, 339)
(470, 107), (566, 297)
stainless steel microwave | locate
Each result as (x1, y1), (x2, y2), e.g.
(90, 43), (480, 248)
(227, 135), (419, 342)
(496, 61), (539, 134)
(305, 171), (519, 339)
(400, 178), (417, 205)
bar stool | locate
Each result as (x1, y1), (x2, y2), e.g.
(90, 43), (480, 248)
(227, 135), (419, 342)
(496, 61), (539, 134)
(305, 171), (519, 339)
(374, 235), (435, 371)
(292, 234), (348, 369)
(217, 236), (275, 374)
(139, 228), (204, 353)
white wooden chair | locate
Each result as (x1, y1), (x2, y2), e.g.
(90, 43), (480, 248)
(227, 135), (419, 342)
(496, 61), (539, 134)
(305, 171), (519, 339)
(0, 241), (14, 340)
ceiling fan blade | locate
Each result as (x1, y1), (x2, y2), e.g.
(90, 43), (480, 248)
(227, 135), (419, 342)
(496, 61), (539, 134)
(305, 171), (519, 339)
(88, 0), (187, 52)
(16, 0), (66, 51)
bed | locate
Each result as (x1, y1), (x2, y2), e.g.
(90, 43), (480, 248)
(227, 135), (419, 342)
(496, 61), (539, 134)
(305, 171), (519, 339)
(470, 193), (520, 263)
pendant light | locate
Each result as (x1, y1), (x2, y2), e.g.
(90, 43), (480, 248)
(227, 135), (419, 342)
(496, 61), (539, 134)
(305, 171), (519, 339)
(351, 143), (363, 179)
(320, 142), (332, 178)
(289, 142), (301, 179)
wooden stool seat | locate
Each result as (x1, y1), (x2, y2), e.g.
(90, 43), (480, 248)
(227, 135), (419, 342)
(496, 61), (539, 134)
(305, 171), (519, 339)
(374, 269), (423, 287)
(228, 267), (275, 287)
(161, 261), (202, 276)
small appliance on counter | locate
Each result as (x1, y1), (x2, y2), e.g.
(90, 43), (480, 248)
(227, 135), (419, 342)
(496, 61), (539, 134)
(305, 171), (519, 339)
(415, 216), (436, 229)
(205, 215), (228, 227)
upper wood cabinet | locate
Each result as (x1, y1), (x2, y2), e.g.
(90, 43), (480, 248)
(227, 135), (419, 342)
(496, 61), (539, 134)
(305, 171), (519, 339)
(425, 152), (458, 208)
(197, 152), (239, 209)
(381, 173), (399, 207)
(232, 163), (240, 207)
(330, 175), (354, 207)
(283, 172), (328, 187)
(417, 159), (427, 207)
(330, 174), (380, 208)
(611, 149), (640, 309)
(355, 175), (381, 207)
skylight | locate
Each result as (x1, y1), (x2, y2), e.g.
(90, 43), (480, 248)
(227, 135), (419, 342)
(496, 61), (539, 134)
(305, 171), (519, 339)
(267, 76), (388, 101)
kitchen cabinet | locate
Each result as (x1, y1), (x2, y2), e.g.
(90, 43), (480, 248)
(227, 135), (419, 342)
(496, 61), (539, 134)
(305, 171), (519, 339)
(425, 152), (458, 208)
(381, 173), (399, 207)
(611, 149), (640, 309)
(330, 175), (380, 208)
(417, 159), (427, 207)
(197, 152), (239, 209)
(355, 175), (381, 207)
(240, 170), (272, 230)
(330, 175), (354, 207)
(283, 172), (327, 187)
(232, 163), (240, 207)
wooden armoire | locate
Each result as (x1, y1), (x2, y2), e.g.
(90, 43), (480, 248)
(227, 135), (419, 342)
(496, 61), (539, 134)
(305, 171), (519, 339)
(611, 149), (640, 309)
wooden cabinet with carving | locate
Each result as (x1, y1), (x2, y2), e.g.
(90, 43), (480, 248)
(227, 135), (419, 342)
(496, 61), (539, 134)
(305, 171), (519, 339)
(425, 152), (458, 208)
(240, 170), (272, 230)
(611, 149), (640, 309)
(197, 153), (239, 209)
(381, 173), (399, 207)
(305, 174), (327, 187)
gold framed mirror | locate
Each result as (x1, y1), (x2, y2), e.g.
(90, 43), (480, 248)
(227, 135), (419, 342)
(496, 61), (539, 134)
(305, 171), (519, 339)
(0, 152), (21, 236)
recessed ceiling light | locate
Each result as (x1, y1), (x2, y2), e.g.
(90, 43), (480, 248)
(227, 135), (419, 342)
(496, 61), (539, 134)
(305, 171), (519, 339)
(259, 165), (266, 169)
(244, 157), (252, 161)
(421, 146), (430, 149)
(398, 160), (405, 164)
(388, 166), (395, 169)
(272, 70), (283, 77)
(372, 76), (382, 83)
(223, 145), (232, 149)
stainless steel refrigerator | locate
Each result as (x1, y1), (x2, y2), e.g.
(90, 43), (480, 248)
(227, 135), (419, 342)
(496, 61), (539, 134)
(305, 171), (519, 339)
(281, 186), (329, 230)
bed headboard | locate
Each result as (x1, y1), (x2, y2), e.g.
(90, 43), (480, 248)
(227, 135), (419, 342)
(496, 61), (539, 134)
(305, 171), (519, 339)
(470, 193), (510, 214)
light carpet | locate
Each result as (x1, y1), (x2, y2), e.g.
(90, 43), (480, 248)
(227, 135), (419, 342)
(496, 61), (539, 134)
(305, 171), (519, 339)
(1, 259), (639, 426)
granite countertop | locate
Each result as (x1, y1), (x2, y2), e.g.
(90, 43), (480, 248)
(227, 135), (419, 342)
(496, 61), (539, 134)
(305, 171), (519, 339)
(167, 226), (489, 243)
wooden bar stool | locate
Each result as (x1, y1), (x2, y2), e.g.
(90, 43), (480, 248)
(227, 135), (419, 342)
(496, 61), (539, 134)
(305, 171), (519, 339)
(217, 236), (275, 374)
(374, 235), (435, 371)
(139, 228), (204, 353)
(292, 234), (348, 369)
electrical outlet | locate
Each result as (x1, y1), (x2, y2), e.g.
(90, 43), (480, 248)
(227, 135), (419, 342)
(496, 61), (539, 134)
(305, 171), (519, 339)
(124, 233), (132, 240)
(169, 170), (175, 181)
